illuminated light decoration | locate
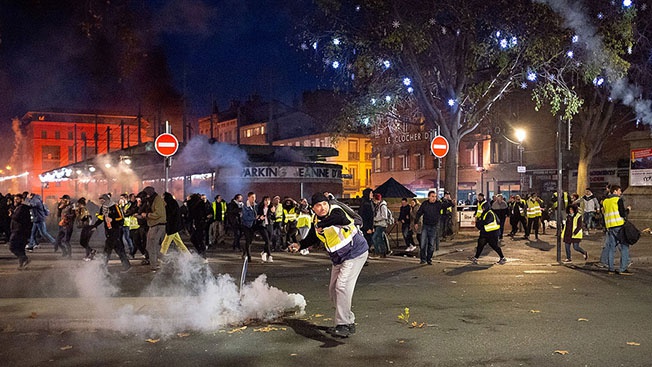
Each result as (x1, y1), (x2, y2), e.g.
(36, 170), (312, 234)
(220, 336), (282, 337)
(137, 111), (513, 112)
(527, 71), (537, 81)
(76, 170), (82, 175)
(392, 20), (400, 28)
(333, 38), (340, 45)
(362, 117), (370, 125)
(403, 77), (411, 86)
(123, 158), (132, 165)
(407, 86), (414, 93)
(104, 163), (112, 168)
(448, 99), (455, 107)
(0, 171), (28, 183)
(441, 26), (446, 34)
(370, 98), (377, 105)
(312, 41), (318, 50)
(510, 37), (518, 47)
(572, 35), (579, 43)
(351, 73), (355, 80)
(300, 43), (309, 50)
(566, 50), (574, 58)
(500, 39), (508, 48)
(383, 60), (391, 68)
(428, 18), (436, 25)
(89, 166), (96, 172)
(521, 82), (528, 89)
(385, 95), (392, 102)
(332, 61), (340, 69)
(597, 12), (604, 19)
(623, 0), (632, 7)
(593, 76), (605, 86)
(496, 31), (501, 37)
(628, 46), (632, 54)
(355, 5), (361, 11)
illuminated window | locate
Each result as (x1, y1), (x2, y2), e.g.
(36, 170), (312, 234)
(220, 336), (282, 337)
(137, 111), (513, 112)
(41, 130), (47, 139)
(387, 156), (394, 171)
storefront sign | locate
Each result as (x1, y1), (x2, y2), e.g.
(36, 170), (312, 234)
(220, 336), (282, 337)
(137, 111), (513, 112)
(630, 148), (652, 186)
(240, 165), (342, 180)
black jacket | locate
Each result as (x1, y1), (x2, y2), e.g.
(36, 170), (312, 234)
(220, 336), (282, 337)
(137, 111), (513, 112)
(416, 200), (442, 226)
(163, 194), (184, 235)
(10, 203), (32, 240)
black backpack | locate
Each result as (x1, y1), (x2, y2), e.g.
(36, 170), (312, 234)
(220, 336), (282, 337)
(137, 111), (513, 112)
(618, 220), (641, 245)
(331, 199), (363, 227)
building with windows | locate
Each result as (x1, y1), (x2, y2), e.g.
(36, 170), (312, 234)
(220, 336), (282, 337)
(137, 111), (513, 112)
(9, 111), (151, 199)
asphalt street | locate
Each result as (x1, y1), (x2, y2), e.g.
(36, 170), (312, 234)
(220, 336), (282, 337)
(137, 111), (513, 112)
(1, 228), (651, 366)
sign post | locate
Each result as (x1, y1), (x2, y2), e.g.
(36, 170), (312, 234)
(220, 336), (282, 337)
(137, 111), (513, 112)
(431, 135), (449, 195)
(155, 126), (179, 193)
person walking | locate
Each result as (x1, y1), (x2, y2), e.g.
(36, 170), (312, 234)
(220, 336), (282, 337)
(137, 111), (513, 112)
(440, 192), (455, 241)
(470, 201), (507, 265)
(525, 193), (542, 241)
(562, 204), (588, 262)
(240, 192), (258, 262)
(187, 193), (209, 261)
(10, 194), (32, 269)
(581, 188), (600, 235)
(118, 194), (135, 256)
(398, 197), (416, 251)
(372, 193), (389, 258)
(25, 193), (56, 251)
(126, 193), (149, 262)
(491, 194), (508, 240)
(95, 194), (131, 272)
(282, 197), (299, 248)
(209, 194), (228, 248)
(226, 194), (243, 252)
(159, 192), (190, 257)
(288, 193), (368, 338)
(55, 194), (76, 258)
(74, 198), (97, 261)
(258, 195), (274, 262)
(414, 190), (442, 265)
(142, 186), (166, 271)
(359, 188), (375, 253)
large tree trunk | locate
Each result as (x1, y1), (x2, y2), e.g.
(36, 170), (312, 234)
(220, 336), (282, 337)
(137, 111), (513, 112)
(576, 141), (593, 195)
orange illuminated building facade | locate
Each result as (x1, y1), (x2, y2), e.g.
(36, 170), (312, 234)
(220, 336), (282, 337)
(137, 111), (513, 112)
(14, 111), (151, 199)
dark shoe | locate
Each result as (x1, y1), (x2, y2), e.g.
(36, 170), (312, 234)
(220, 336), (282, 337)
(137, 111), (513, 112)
(419, 261), (427, 264)
(328, 325), (351, 338)
(427, 261), (433, 265)
(616, 270), (633, 276)
(347, 324), (356, 334)
(583, 252), (588, 261)
(19, 258), (31, 269)
(141, 259), (151, 265)
(121, 266), (132, 273)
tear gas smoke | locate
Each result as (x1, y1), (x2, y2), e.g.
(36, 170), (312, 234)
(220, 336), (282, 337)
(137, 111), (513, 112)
(73, 253), (306, 337)
(536, 0), (652, 124)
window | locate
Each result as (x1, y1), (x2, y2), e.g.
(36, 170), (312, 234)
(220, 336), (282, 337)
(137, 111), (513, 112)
(365, 169), (372, 186)
(399, 155), (409, 170)
(68, 146), (74, 162)
(415, 153), (426, 169)
(54, 131), (60, 140)
(68, 131), (73, 140)
(81, 132), (87, 141)
(387, 156), (394, 171)
(41, 130), (47, 139)
(373, 154), (381, 172)
(348, 140), (360, 160)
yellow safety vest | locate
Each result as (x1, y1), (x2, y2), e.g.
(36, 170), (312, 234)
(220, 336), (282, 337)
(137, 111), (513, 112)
(212, 201), (227, 221)
(482, 210), (500, 232)
(475, 200), (485, 218)
(562, 214), (583, 240)
(526, 199), (541, 218)
(314, 204), (358, 253)
(284, 207), (298, 223)
(603, 196), (625, 228)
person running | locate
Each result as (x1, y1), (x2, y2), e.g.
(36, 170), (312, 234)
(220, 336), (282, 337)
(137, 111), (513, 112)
(10, 194), (32, 270)
(288, 193), (368, 338)
(159, 192), (190, 257)
(95, 194), (131, 272)
(74, 198), (97, 261)
(562, 204), (588, 262)
(470, 201), (507, 265)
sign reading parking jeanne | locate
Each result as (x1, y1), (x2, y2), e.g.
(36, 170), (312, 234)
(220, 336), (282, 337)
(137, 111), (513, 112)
(630, 148), (652, 186)
(155, 133), (179, 157)
(430, 135), (449, 158)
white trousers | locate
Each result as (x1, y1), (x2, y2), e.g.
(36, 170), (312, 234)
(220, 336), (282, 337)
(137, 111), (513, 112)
(329, 251), (368, 326)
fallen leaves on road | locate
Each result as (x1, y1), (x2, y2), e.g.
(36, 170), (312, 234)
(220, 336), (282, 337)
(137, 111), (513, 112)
(290, 353), (298, 356)
(145, 339), (160, 344)
(398, 340), (405, 344)
(409, 322), (425, 328)
(554, 350), (569, 355)
(529, 310), (541, 313)
(254, 326), (288, 332)
(227, 326), (247, 334)
(577, 318), (589, 322)
(28, 312), (38, 319)
(177, 333), (190, 338)
(627, 342), (641, 346)
(313, 314), (324, 318)
(60, 345), (73, 351)
(398, 308), (411, 324)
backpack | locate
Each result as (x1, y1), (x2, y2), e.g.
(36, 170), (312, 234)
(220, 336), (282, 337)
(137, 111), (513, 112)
(331, 199), (363, 227)
(618, 220), (641, 246)
(386, 205), (395, 226)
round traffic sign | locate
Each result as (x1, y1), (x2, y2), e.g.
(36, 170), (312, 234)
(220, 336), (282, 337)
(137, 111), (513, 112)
(431, 135), (449, 158)
(155, 133), (179, 157)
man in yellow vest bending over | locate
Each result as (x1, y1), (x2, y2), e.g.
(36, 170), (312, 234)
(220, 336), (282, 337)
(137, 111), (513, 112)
(288, 193), (368, 338)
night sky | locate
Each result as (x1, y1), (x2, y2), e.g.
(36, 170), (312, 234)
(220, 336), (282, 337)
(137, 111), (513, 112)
(0, 0), (323, 162)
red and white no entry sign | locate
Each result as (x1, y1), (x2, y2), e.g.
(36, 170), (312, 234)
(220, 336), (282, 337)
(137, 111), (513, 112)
(430, 135), (449, 158)
(155, 133), (179, 157)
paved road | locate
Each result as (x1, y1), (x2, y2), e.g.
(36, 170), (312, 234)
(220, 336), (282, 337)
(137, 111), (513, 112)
(1, 230), (651, 366)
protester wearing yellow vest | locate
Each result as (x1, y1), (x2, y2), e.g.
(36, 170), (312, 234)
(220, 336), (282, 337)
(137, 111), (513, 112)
(561, 204), (588, 262)
(289, 193), (368, 339)
(209, 195), (228, 248)
(600, 185), (632, 275)
(525, 193), (542, 241)
(469, 201), (506, 265)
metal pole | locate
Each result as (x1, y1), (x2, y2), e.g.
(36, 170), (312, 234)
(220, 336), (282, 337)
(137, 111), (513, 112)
(436, 126), (441, 195)
(556, 116), (563, 263)
(165, 121), (170, 193)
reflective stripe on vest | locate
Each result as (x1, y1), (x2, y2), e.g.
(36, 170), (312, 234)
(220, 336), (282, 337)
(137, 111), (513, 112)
(213, 201), (227, 221)
(526, 200), (541, 218)
(603, 196), (625, 228)
(314, 204), (358, 253)
(475, 201), (485, 218)
(483, 210), (500, 232)
(563, 214), (583, 240)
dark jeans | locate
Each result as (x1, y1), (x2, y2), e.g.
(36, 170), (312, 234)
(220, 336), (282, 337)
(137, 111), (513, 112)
(510, 215), (526, 235)
(79, 226), (95, 258)
(401, 224), (414, 247)
(241, 225), (254, 261)
(10, 235), (29, 264)
(130, 227), (149, 258)
(55, 225), (74, 257)
(526, 217), (540, 238)
(284, 221), (298, 246)
(231, 224), (242, 250)
(191, 225), (207, 258)
(420, 224), (439, 263)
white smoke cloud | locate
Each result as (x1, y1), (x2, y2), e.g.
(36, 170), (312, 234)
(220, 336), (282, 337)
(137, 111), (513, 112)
(72, 253), (305, 337)
(536, 0), (652, 124)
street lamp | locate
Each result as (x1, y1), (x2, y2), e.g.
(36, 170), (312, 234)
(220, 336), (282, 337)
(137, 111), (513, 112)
(515, 128), (526, 195)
